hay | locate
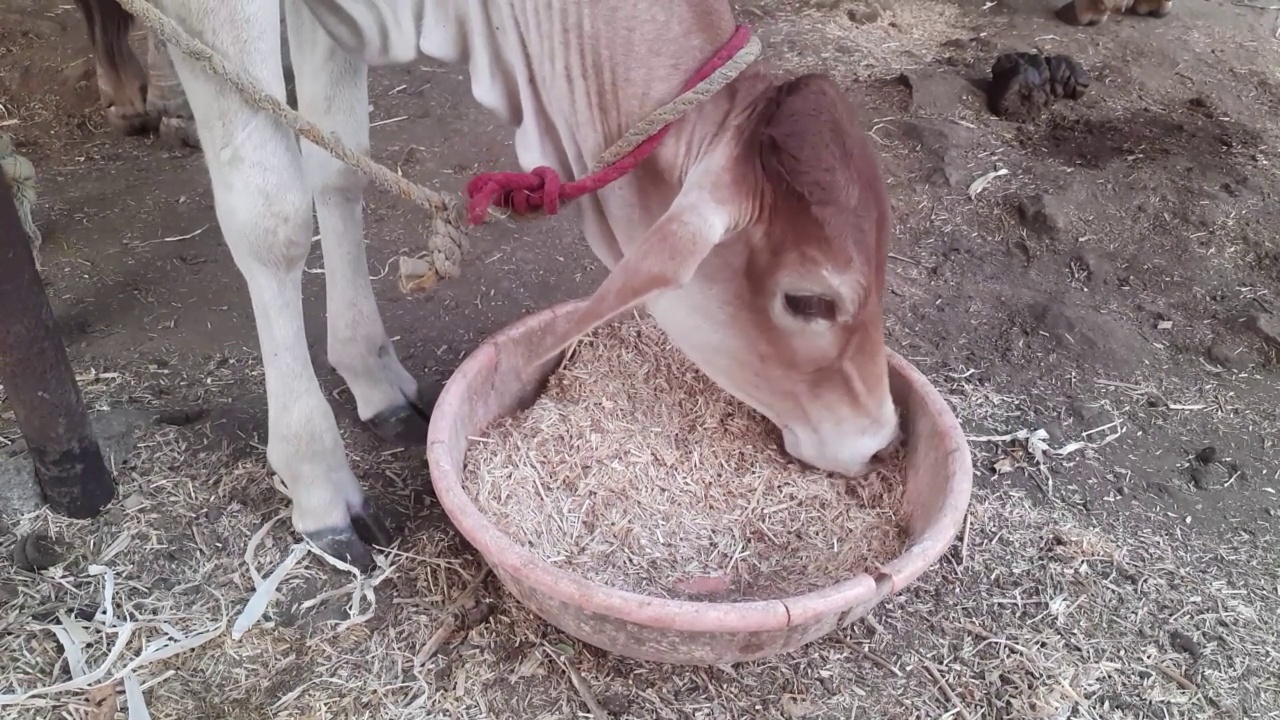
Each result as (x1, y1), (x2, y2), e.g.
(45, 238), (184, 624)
(462, 312), (907, 601)
(769, 0), (977, 82)
(4, 0), (1280, 715)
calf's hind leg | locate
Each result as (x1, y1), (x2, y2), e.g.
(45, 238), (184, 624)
(159, 0), (389, 566)
(284, 0), (431, 447)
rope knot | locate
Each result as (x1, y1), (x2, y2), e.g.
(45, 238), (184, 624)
(465, 166), (564, 225)
(1, 132), (43, 259)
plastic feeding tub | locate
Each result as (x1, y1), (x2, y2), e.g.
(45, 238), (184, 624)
(426, 299), (973, 666)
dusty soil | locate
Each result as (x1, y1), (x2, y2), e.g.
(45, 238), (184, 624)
(2, 0), (1278, 718)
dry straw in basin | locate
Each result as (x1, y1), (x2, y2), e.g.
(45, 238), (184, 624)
(463, 311), (907, 601)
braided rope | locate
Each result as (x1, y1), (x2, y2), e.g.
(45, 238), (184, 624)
(0, 133), (42, 263)
(464, 26), (761, 224)
(110, 0), (757, 292)
(592, 33), (761, 170)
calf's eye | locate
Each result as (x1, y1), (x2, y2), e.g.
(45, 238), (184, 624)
(783, 293), (838, 322)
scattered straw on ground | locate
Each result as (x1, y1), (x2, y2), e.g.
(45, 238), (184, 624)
(769, 0), (978, 81)
(1, 348), (1277, 719)
(3, 0), (1280, 716)
(464, 312), (906, 601)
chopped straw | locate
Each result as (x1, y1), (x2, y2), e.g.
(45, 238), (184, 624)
(463, 311), (907, 601)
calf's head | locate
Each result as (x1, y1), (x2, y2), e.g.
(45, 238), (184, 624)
(530, 73), (898, 476)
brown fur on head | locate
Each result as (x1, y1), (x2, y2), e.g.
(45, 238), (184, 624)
(632, 72), (898, 476)
(73, 0), (156, 134)
(743, 73), (896, 472)
(751, 73), (888, 316)
(512, 69), (898, 476)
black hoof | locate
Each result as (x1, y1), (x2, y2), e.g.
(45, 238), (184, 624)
(367, 401), (431, 447)
(305, 526), (375, 571)
(351, 507), (394, 549)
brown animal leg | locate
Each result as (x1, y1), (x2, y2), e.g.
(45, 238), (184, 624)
(145, 34), (200, 149)
(1056, 0), (1110, 25)
(72, 0), (156, 135)
(136, 20), (294, 151)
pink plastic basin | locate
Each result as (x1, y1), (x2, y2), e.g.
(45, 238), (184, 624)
(426, 300), (973, 665)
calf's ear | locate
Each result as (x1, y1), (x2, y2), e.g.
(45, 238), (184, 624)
(520, 176), (743, 368)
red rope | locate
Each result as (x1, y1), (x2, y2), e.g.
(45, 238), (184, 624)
(464, 25), (754, 226)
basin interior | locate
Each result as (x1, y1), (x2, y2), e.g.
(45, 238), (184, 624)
(436, 306), (961, 577)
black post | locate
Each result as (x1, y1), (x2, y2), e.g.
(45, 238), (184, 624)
(0, 175), (115, 518)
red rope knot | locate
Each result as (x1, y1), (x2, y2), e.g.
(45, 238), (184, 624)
(463, 25), (756, 227)
(465, 166), (564, 225)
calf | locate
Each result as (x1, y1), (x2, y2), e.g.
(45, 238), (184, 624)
(73, 0), (899, 566)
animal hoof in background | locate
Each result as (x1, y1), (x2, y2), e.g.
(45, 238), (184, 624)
(1134, 0), (1173, 17)
(987, 52), (1091, 123)
(1056, 1), (1084, 25)
(147, 78), (201, 150)
(366, 398), (433, 447)
(106, 107), (161, 136)
(1056, 0), (1107, 25)
(159, 117), (201, 150)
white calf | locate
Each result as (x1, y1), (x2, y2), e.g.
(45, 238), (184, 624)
(76, 0), (900, 566)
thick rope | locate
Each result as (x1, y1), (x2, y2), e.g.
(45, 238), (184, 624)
(465, 26), (762, 225)
(0, 133), (43, 264)
(112, 0), (758, 291)
(592, 27), (761, 171)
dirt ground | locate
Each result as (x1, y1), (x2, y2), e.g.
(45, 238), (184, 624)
(2, 0), (1279, 717)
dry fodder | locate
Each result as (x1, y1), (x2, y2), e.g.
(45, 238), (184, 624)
(463, 312), (906, 601)
(767, 0), (981, 82)
(0, 349), (1276, 718)
(868, 491), (1280, 719)
(2, 0), (1280, 715)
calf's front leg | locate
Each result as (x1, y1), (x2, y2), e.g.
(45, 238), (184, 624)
(160, 0), (388, 566)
